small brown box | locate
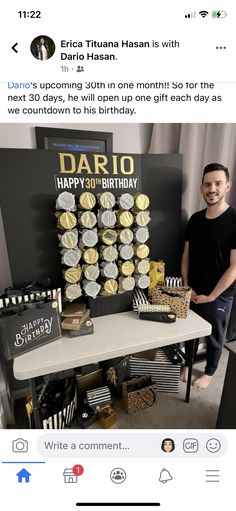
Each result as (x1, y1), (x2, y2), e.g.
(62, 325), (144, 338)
(62, 302), (86, 318)
(75, 369), (103, 396)
(98, 405), (117, 428)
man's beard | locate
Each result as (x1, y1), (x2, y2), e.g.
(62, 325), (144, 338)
(204, 193), (225, 206)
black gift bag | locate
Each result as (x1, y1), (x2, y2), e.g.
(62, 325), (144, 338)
(38, 375), (76, 429)
(0, 300), (62, 360)
(27, 373), (76, 429)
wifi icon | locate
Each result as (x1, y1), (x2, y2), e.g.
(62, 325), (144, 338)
(199, 10), (209, 18)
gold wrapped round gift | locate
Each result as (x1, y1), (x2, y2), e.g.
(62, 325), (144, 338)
(116, 210), (134, 228)
(83, 247), (99, 264)
(134, 193), (150, 211)
(78, 192), (96, 210)
(100, 279), (118, 296)
(133, 243), (150, 259)
(99, 229), (118, 246)
(63, 265), (82, 283)
(118, 260), (135, 276)
(57, 211), (77, 230)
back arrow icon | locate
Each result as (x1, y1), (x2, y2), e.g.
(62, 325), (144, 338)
(12, 43), (18, 53)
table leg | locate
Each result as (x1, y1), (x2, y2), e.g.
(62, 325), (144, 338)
(29, 378), (42, 428)
(185, 339), (196, 403)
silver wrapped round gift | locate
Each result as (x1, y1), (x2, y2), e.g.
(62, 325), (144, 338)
(82, 279), (101, 298)
(56, 191), (76, 211)
(59, 228), (78, 249)
(97, 209), (116, 228)
(61, 247), (82, 267)
(100, 261), (119, 279)
(79, 229), (98, 248)
(118, 244), (134, 261)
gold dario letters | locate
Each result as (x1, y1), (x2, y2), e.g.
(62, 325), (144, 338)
(59, 153), (134, 175)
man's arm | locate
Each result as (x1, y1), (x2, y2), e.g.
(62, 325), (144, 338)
(192, 249), (236, 304)
(181, 241), (189, 286)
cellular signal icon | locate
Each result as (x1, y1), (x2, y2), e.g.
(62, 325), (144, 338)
(199, 10), (209, 18)
(185, 12), (196, 18)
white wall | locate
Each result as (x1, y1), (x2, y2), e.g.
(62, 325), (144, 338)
(0, 123), (153, 153)
(0, 123), (152, 292)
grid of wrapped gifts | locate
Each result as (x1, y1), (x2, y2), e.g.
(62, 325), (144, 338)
(56, 191), (152, 301)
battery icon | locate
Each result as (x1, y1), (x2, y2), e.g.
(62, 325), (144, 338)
(211, 11), (227, 18)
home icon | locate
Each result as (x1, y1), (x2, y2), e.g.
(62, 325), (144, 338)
(16, 468), (31, 483)
(63, 468), (78, 483)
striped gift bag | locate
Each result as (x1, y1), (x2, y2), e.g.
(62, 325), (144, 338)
(129, 349), (181, 393)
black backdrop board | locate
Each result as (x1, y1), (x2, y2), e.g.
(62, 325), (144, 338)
(0, 149), (183, 288)
(142, 154), (183, 275)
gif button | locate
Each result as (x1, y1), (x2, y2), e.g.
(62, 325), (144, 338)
(183, 438), (199, 453)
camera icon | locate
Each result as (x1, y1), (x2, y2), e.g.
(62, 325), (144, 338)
(12, 438), (28, 453)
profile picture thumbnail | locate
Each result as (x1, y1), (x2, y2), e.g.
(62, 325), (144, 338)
(161, 438), (175, 453)
(30, 35), (55, 60)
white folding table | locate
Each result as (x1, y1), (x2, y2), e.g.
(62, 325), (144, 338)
(13, 310), (212, 427)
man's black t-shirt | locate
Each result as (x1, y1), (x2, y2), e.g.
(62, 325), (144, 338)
(185, 206), (236, 296)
